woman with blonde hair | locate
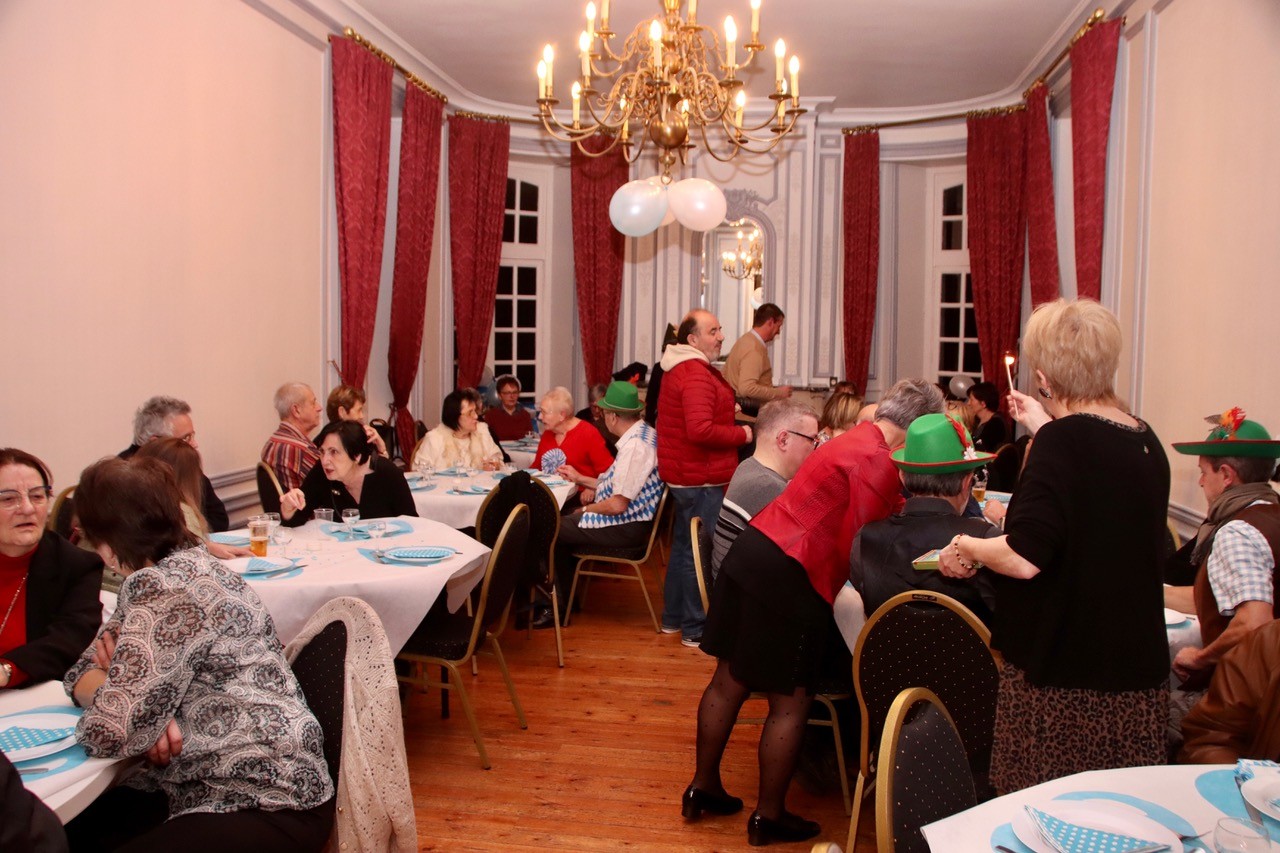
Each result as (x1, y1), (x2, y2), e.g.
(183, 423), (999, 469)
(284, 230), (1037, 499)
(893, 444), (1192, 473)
(134, 439), (252, 561)
(940, 299), (1171, 793)
(817, 391), (863, 442)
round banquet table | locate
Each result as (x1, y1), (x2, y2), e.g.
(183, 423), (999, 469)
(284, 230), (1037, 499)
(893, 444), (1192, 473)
(499, 440), (539, 471)
(406, 469), (575, 530)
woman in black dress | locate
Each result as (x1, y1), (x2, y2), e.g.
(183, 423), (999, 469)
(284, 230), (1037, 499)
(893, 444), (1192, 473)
(282, 421), (416, 526)
(940, 298), (1171, 793)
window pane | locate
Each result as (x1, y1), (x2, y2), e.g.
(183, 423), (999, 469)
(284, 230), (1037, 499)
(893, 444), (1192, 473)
(519, 182), (539, 212)
(942, 220), (963, 251)
(518, 215), (538, 244)
(963, 343), (984, 375)
(517, 266), (537, 295)
(516, 364), (536, 393)
(941, 273), (961, 304)
(494, 362), (512, 377)
(505, 178), (516, 210)
(942, 184), (963, 216)
(939, 341), (959, 370)
(516, 300), (537, 328)
(941, 307), (960, 339)
(494, 300), (513, 329)
(964, 274), (973, 301)
(497, 266), (514, 295)
(517, 332), (536, 360)
(494, 335), (512, 361)
(964, 307), (977, 335)
(502, 214), (515, 244)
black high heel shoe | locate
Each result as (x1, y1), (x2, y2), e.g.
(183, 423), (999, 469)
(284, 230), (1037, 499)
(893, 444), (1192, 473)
(746, 810), (821, 846)
(681, 784), (744, 819)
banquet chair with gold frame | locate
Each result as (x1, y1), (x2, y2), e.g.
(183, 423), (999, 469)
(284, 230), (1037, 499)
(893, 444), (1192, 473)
(396, 505), (530, 769)
(847, 591), (998, 849)
(565, 488), (668, 633)
(874, 687), (976, 853)
(255, 461), (284, 514)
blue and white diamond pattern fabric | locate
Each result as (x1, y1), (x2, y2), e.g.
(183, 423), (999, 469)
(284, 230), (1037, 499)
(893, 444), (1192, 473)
(0, 725), (76, 754)
(1025, 806), (1166, 853)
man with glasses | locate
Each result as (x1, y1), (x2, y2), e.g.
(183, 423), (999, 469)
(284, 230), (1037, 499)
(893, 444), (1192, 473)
(119, 395), (228, 532)
(710, 400), (819, 579)
(484, 374), (533, 442)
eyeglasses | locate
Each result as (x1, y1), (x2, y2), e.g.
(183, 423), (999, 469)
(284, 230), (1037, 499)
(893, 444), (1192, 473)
(0, 487), (53, 512)
(785, 430), (821, 450)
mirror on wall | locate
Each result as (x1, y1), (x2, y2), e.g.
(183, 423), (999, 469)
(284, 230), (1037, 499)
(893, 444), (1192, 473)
(702, 217), (765, 353)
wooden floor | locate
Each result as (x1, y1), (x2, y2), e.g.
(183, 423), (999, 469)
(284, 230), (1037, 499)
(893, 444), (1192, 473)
(404, 551), (878, 852)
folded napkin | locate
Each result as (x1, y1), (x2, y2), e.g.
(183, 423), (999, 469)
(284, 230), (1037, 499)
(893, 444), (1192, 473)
(435, 467), (462, 477)
(1236, 758), (1280, 783)
(0, 725), (75, 754)
(409, 482), (437, 492)
(245, 557), (293, 573)
(209, 532), (250, 546)
(1025, 806), (1169, 853)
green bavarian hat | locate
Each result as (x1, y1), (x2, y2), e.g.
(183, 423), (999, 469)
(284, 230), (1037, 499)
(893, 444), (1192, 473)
(891, 413), (996, 474)
(1172, 408), (1280, 458)
(596, 380), (644, 414)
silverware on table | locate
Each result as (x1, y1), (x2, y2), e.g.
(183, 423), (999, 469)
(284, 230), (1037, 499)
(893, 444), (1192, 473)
(17, 766), (50, 775)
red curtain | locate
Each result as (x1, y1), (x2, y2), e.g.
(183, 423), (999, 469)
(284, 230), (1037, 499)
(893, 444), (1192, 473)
(1024, 82), (1061, 307)
(571, 135), (629, 387)
(387, 87), (445, 458)
(841, 131), (879, 389)
(967, 110), (1027, 412)
(1070, 17), (1122, 301)
(448, 115), (510, 389)
(330, 36), (393, 389)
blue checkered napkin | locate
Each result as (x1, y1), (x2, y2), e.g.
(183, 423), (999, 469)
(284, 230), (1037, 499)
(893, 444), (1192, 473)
(540, 449), (566, 474)
(0, 725), (75, 754)
(1025, 806), (1168, 853)
(386, 547), (455, 561)
(1236, 758), (1280, 783)
(209, 532), (250, 546)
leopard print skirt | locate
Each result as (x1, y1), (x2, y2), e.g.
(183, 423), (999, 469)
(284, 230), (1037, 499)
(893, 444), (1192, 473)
(990, 661), (1168, 794)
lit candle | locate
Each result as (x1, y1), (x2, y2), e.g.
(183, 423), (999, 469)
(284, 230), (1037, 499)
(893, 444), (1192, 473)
(537, 60), (547, 99)
(543, 44), (555, 97)
(650, 20), (663, 70)
(773, 39), (785, 88)
(724, 16), (737, 70)
(572, 81), (582, 126)
(734, 89), (746, 128)
(601, 0), (610, 29)
(1003, 354), (1016, 393)
(689, 0), (698, 25)
(789, 55), (800, 104)
(586, 2), (596, 40)
(579, 31), (591, 78)
(750, 0), (761, 41)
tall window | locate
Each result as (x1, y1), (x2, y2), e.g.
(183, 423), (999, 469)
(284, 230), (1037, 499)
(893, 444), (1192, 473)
(492, 176), (544, 402)
(930, 172), (981, 388)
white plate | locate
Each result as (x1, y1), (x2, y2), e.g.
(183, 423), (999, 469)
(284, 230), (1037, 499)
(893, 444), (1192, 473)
(1012, 800), (1179, 853)
(1164, 607), (1192, 626)
(0, 712), (79, 762)
(222, 556), (294, 575)
(1242, 775), (1280, 821)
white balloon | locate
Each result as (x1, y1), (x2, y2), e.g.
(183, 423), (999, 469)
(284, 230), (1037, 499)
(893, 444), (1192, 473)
(667, 178), (728, 231)
(609, 179), (668, 237)
(949, 375), (975, 399)
(661, 206), (677, 226)
(647, 177), (677, 226)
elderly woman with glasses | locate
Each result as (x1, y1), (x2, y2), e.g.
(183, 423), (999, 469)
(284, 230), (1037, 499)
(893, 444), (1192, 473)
(0, 448), (102, 690)
(413, 389), (504, 472)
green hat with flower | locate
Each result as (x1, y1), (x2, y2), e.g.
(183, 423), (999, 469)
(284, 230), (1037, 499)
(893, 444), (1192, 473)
(891, 413), (996, 474)
(596, 380), (644, 414)
(1172, 407), (1280, 458)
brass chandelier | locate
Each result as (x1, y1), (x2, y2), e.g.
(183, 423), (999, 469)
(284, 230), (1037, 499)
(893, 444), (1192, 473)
(535, 0), (805, 178)
(721, 223), (762, 281)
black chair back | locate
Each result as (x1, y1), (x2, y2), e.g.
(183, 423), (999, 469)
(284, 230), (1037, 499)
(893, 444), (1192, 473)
(290, 620), (348, 786)
(472, 507), (531, 638)
(256, 463), (283, 514)
(877, 688), (977, 853)
(854, 591), (998, 781)
(477, 472), (557, 584)
(369, 418), (396, 460)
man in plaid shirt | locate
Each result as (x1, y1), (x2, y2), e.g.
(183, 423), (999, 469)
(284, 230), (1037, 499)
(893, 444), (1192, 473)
(260, 382), (323, 492)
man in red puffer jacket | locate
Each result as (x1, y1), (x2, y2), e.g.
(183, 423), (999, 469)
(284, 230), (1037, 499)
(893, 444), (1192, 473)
(657, 309), (752, 645)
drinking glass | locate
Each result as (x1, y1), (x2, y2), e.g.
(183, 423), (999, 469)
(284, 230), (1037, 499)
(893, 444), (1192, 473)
(314, 508), (334, 523)
(341, 509), (360, 538)
(365, 520), (386, 540)
(1214, 818), (1269, 853)
(247, 517), (270, 557)
(415, 459), (434, 480)
(264, 512), (281, 544)
(305, 539), (322, 558)
(971, 467), (988, 503)
(273, 528), (293, 558)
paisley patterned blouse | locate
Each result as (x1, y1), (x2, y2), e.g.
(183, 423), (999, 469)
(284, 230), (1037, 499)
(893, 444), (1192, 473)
(64, 547), (333, 816)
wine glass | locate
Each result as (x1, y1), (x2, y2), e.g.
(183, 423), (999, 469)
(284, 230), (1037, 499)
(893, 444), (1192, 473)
(1214, 818), (1269, 853)
(365, 520), (386, 540)
(341, 509), (360, 539)
(264, 512), (281, 544)
(971, 467), (989, 503)
(273, 528), (293, 558)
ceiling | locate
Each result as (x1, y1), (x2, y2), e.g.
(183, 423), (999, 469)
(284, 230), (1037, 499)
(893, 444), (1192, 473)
(355, 0), (1095, 114)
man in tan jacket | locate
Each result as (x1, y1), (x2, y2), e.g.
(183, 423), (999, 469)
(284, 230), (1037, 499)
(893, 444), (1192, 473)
(723, 303), (791, 415)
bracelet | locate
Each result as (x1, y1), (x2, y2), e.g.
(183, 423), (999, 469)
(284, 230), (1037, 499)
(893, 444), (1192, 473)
(950, 535), (984, 571)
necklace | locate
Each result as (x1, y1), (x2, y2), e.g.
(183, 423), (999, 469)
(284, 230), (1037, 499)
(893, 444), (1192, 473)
(0, 573), (28, 637)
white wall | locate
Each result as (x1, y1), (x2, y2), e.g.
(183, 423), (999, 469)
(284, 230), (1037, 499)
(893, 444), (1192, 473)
(0, 0), (329, 509)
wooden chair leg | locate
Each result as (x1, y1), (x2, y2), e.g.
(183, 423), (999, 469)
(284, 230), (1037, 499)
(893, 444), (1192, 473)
(632, 563), (660, 633)
(443, 660), (491, 770)
(440, 665), (450, 718)
(549, 587), (565, 668)
(565, 561), (585, 627)
(813, 695), (852, 815)
(847, 770), (871, 852)
(486, 636), (528, 729)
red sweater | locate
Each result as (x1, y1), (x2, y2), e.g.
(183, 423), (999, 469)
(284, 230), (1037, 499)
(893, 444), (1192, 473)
(485, 406), (533, 442)
(752, 422), (904, 604)
(534, 420), (613, 484)
(0, 549), (32, 688)
(656, 349), (748, 487)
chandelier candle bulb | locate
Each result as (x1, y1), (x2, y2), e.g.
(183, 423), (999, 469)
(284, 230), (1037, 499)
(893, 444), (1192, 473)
(724, 16), (737, 71)
(750, 0), (761, 41)
(586, 2), (596, 39)
(579, 31), (591, 77)
(601, 0), (609, 29)
(543, 44), (555, 97)
(734, 90), (746, 128)
(572, 81), (582, 126)
(650, 20), (663, 70)
(789, 55), (799, 103)
(688, 0), (697, 25)
(537, 60), (547, 99)
(774, 39), (786, 87)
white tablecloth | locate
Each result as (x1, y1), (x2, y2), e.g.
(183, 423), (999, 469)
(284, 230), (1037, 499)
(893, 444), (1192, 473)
(254, 516), (489, 653)
(923, 763), (1280, 851)
(0, 680), (132, 822)
(500, 440), (539, 471)
(407, 471), (574, 530)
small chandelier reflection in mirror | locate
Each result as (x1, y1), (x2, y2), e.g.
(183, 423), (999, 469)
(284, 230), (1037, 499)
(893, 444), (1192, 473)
(722, 222), (762, 281)
(535, 0), (805, 178)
